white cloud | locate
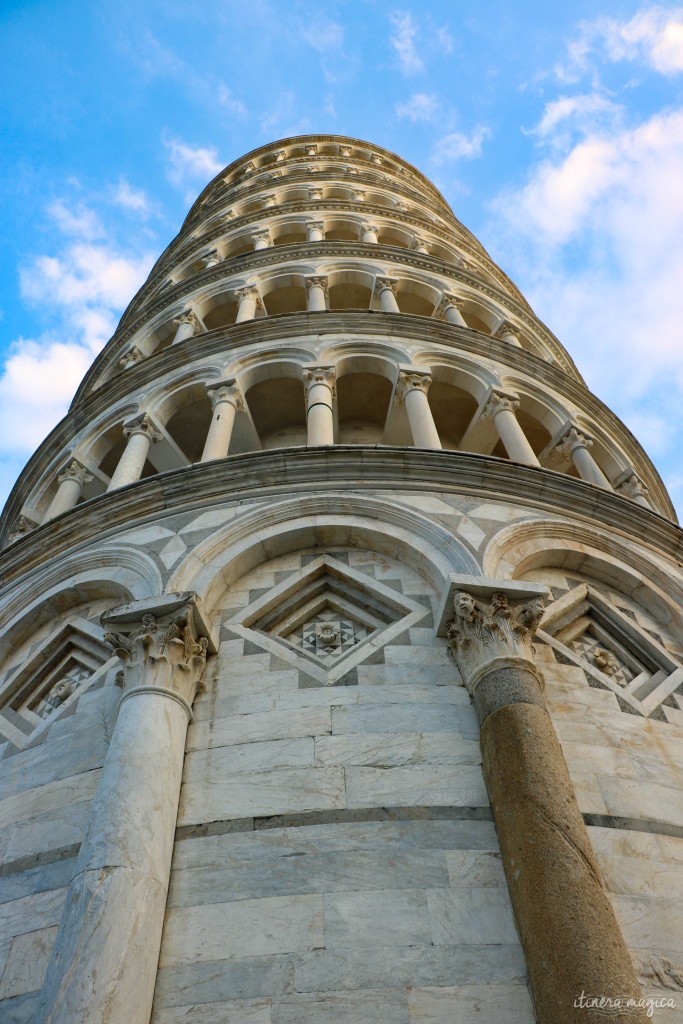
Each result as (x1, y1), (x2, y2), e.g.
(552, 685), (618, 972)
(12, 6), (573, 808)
(532, 93), (623, 141)
(435, 25), (454, 55)
(47, 200), (104, 240)
(163, 137), (224, 191)
(217, 86), (247, 118)
(111, 180), (153, 217)
(300, 19), (344, 53)
(395, 92), (440, 123)
(557, 6), (683, 80)
(389, 11), (424, 75)
(487, 105), (683, 506)
(432, 125), (490, 163)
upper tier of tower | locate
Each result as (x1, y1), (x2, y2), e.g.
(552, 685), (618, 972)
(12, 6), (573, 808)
(0, 135), (675, 544)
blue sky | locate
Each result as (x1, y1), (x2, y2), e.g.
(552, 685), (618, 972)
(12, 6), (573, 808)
(2, 1), (683, 515)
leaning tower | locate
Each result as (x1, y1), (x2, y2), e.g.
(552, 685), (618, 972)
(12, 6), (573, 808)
(0, 135), (682, 1024)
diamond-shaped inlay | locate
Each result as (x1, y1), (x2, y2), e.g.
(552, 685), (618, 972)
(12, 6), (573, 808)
(228, 555), (429, 684)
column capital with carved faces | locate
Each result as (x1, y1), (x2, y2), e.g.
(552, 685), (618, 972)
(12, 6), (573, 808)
(617, 473), (649, 501)
(555, 425), (593, 456)
(308, 186), (324, 200)
(173, 310), (200, 331)
(375, 276), (398, 297)
(396, 368), (432, 402)
(234, 285), (263, 305)
(58, 461), (93, 488)
(206, 378), (244, 412)
(305, 275), (329, 296)
(303, 364), (336, 397)
(307, 220), (325, 233)
(251, 228), (272, 245)
(483, 390), (520, 420)
(339, 145), (352, 157)
(119, 345), (144, 371)
(436, 294), (464, 317)
(122, 413), (163, 444)
(437, 575), (548, 697)
(102, 593), (216, 716)
(493, 320), (519, 341)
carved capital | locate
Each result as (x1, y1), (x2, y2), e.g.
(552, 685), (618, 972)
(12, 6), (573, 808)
(272, 149), (286, 162)
(58, 461), (93, 487)
(436, 294), (464, 318)
(201, 250), (221, 268)
(361, 222), (379, 235)
(352, 189), (366, 201)
(375, 276), (398, 296)
(412, 235), (429, 252)
(446, 589), (546, 695)
(307, 220), (325, 236)
(207, 379), (244, 412)
(303, 365), (336, 397)
(118, 345), (144, 370)
(617, 474), (649, 501)
(494, 320), (519, 341)
(173, 310), (200, 332)
(305, 275), (329, 296)
(123, 413), (162, 444)
(484, 391), (520, 420)
(234, 285), (263, 307)
(305, 144), (318, 157)
(241, 161), (255, 176)
(251, 228), (272, 245)
(308, 187), (324, 200)
(370, 153), (383, 165)
(8, 515), (36, 544)
(396, 369), (432, 402)
(102, 594), (213, 713)
(339, 145), (352, 157)
(261, 194), (277, 208)
(555, 426), (593, 456)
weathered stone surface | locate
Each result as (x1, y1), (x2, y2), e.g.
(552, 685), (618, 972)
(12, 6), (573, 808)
(407, 983), (535, 1023)
(427, 888), (518, 944)
(151, 999), (272, 1024)
(0, 926), (57, 999)
(331, 704), (463, 735)
(323, 889), (432, 948)
(153, 954), (297, 1007)
(184, 737), (315, 776)
(314, 733), (481, 767)
(178, 767), (346, 824)
(271, 988), (410, 1023)
(345, 764), (488, 808)
(188, 706), (331, 749)
(160, 894), (324, 966)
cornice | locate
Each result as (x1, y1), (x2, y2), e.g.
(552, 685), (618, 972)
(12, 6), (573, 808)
(1, 449), (681, 593)
(182, 134), (452, 225)
(1, 313), (670, 526)
(79, 243), (577, 397)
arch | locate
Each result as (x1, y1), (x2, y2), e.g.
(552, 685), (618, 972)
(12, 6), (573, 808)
(0, 546), (163, 665)
(166, 494), (480, 612)
(482, 520), (683, 630)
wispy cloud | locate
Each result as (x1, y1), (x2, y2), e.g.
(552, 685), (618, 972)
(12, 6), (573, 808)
(163, 136), (224, 192)
(300, 18), (345, 53)
(111, 180), (153, 218)
(217, 85), (247, 118)
(395, 92), (440, 123)
(0, 198), (154, 485)
(432, 125), (490, 163)
(557, 6), (683, 82)
(389, 11), (424, 75)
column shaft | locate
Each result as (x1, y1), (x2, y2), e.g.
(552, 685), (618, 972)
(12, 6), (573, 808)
(36, 690), (189, 1023)
(44, 465), (92, 521)
(304, 367), (335, 445)
(571, 444), (611, 488)
(491, 407), (540, 467)
(200, 392), (240, 462)
(377, 280), (399, 312)
(404, 388), (441, 449)
(235, 288), (259, 323)
(107, 430), (152, 491)
(443, 303), (467, 326)
(306, 278), (327, 312)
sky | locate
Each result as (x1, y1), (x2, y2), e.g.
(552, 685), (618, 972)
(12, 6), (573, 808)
(1, 0), (683, 517)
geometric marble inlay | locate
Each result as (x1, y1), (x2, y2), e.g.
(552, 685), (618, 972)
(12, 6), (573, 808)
(538, 582), (683, 719)
(230, 555), (429, 685)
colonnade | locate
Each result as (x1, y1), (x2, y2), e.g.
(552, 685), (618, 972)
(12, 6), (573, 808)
(41, 368), (647, 523)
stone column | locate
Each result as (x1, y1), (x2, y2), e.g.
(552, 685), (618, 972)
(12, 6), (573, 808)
(412, 234), (429, 254)
(200, 380), (244, 462)
(36, 595), (213, 1024)
(484, 392), (540, 467)
(303, 365), (336, 446)
(494, 319), (522, 347)
(262, 194), (277, 208)
(308, 186), (323, 201)
(376, 276), (400, 313)
(339, 144), (352, 157)
(171, 310), (200, 346)
(119, 345), (144, 371)
(436, 293), (467, 327)
(305, 275), (328, 312)
(617, 473), (652, 509)
(273, 149), (286, 162)
(360, 222), (379, 243)
(44, 462), (93, 521)
(235, 286), (262, 323)
(352, 188), (366, 202)
(443, 579), (645, 1024)
(555, 427), (611, 488)
(107, 414), (162, 491)
(201, 250), (221, 269)
(397, 370), (441, 450)
(251, 229), (271, 251)
(307, 221), (325, 242)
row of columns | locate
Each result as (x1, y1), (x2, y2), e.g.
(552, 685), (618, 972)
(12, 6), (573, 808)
(159, 284), (524, 346)
(40, 375), (651, 516)
(36, 579), (647, 1023)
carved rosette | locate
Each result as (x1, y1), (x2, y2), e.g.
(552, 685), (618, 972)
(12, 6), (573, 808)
(446, 590), (545, 695)
(104, 605), (209, 713)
